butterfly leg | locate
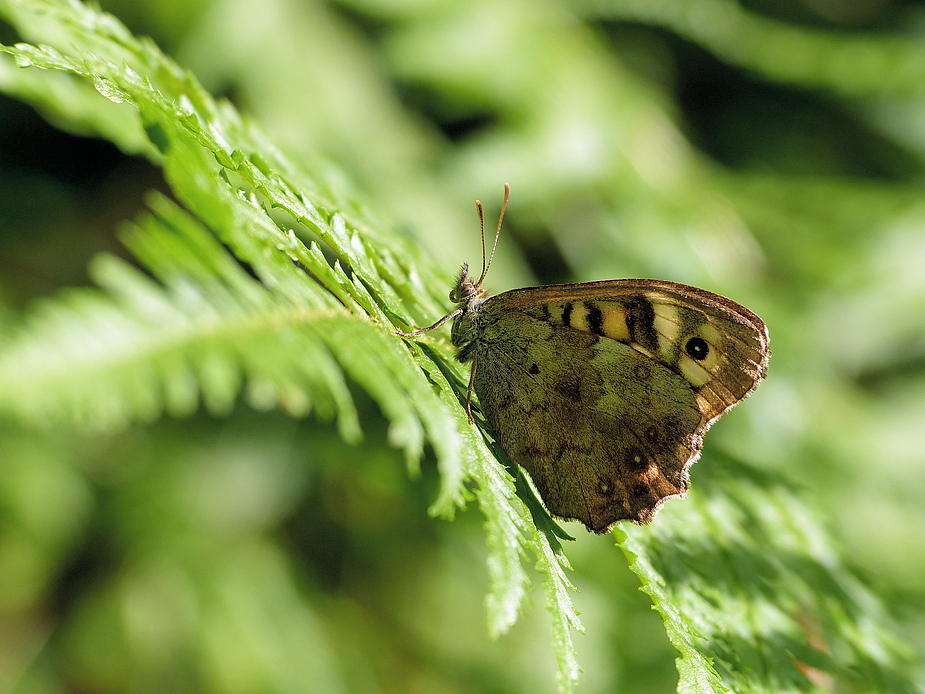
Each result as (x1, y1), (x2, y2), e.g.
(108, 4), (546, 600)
(394, 307), (463, 337)
(465, 351), (477, 423)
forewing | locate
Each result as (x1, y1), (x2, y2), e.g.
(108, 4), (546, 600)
(504, 279), (770, 427)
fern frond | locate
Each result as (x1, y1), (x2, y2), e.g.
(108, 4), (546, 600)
(0, 0), (581, 688)
(619, 454), (920, 694)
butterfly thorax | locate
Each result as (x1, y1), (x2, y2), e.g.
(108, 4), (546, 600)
(449, 263), (490, 363)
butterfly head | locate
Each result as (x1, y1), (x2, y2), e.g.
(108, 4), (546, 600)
(448, 262), (488, 306)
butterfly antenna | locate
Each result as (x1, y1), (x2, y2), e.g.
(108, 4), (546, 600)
(475, 198), (486, 280)
(476, 183), (509, 286)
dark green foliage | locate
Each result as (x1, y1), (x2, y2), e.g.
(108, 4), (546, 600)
(0, 1), (923, 692)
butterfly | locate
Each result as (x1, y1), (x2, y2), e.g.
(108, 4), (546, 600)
(398, 185), (770, 532)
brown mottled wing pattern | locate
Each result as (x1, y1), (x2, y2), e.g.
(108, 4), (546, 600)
(463, 279), (769, 532)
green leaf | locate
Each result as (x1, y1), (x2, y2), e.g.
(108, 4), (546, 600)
(618, 453), (920, 693)
(591, 0), (925, 97)
(0, 0), (581, 689)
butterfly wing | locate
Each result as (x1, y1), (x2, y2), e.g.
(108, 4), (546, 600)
(499, 279), (770, 426)
(466, 279), (769, 531)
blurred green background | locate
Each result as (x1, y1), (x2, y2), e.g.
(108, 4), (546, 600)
(2, 0), (925, 692)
